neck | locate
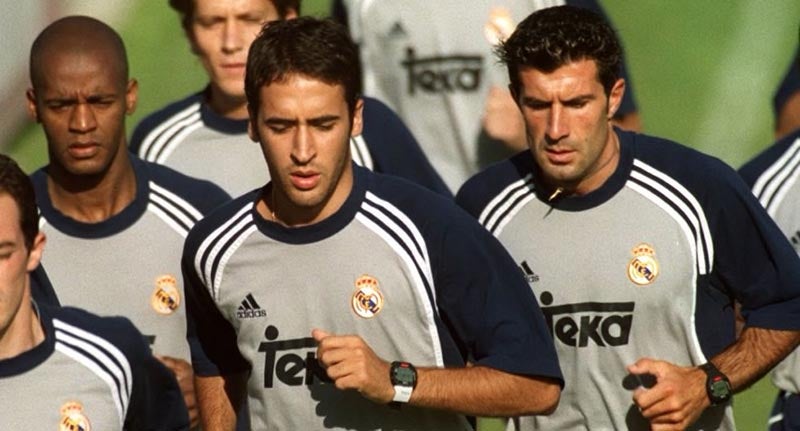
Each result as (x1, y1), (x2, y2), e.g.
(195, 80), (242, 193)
(46, 151), (137, 223)
(549, 127), (620, 198)
(206, 84), (249, 120)
(0, 289), (45, 361)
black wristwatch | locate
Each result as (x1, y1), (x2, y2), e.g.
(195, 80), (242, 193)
(699, 362), (732, 405)
(390, 361), (417, 403)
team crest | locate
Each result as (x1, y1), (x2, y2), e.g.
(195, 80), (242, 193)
(60, 401), (91, 431)
(627, 243), (659, 286)
(484, 7), (515, 45)
(150, 274), (181, 315)
(352, 275), (384, 319)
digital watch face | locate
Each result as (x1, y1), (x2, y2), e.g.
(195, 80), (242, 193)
(709, 377), (732, 401)
(391, 362), (416, 387)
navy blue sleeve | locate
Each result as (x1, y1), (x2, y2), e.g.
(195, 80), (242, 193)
(738, 129), (800, 188)
(129, 94), (202, 157)
(361, 97), (453, 197)
(144, 159), (232, 214)
(568, 0), (638, 116)
(30, 264), (60, 307)
(182, 214), (250, 377)
(774, 48), (800, 119)
(432, 206), (563, 383)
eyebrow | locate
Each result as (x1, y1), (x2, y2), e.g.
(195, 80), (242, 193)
(263, 115), (341, 125)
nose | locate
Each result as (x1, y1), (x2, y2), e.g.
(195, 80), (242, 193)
(221, 19), (243, 53)
(291, 126), (316, 164)
(545, 105), (568, 142)
(69, 102), (97, 133)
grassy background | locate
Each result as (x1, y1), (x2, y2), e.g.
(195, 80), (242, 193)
(6, 0), (797, 429)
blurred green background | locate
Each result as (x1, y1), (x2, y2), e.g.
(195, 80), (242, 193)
(5, 0), (798, 429)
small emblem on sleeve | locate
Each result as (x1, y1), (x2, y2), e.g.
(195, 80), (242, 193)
(60, 401), (91, 431)
(484, 7), (515, 45)
(628, 243), (659, 286)
(352, 275), (384, 318)
(150, 274), (181, 315)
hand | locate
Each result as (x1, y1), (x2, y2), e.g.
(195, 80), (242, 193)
(482, 86), (527, 151)
(312, 329), (394, 404)
(158, 356), (199, 429)
(627, 358), (709, 431)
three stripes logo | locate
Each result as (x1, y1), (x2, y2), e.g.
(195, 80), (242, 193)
(520, 261), (540, 283)
(237, 293), (267, 319)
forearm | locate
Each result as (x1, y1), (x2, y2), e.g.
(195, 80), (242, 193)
(410, 365), (560, 417)
(195, 373), (246, 431)
(712, 326), (800, 392)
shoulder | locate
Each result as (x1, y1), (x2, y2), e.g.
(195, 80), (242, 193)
(738, 129), (800, 189)
(129, 92), (204, 154)
(359, 96), (412, 143)
(455, 150), (534, 219)
(184, 190), (258, 256)
(135, 156), (231, 214)
(48, 305), (149, 365)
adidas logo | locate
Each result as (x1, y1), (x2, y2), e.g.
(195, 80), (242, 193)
(237, 293), (267, 319)
(520, 261), (540, 283)
(388, 21), (407, 38)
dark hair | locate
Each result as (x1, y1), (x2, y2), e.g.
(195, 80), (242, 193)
(0, 155), (38, 252)
(498, 6), (622, 96)
(169, 0), (301, 29)
(245, 16), (361, 120)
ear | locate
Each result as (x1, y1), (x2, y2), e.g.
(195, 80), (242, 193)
(26, 88), (40, 123)
(284, 7), (299, 20)
(607, 78), (625, 120)
(125, 79), (139, 115)
(350, 98), (364, 137)
(25, 232), (46, 272)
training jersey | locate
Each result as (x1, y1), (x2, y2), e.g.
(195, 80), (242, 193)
(31, 264), (59, 307)
(31, 155), (230, 361)
(335, 0), (639, 192)
(456, 129), (800, 431)
(774, 48), (800, 120)
(0, 304), (188, 430)
(130, 91), (450, 198)
(182, 166), (563, 430)
(739, 128), (800, 396)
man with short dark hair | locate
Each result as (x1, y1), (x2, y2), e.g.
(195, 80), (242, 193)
(457, 6), (800, 430)
(0, 154), (189, 430)
(183, 16), (563, 430)
(26, 15), (230, 428)
(130, 0), (449, 198)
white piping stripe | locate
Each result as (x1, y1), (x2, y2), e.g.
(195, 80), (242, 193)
(752, 137), (800, 198)
(477, 174), (533, 227)
(53, 319), (133, 391)
(625, 180), (707, 366)
(364, 192), (431, 282)
(149, 194), (195, 229)
(147, 203), (189, 238)
(155, 120), (204, 164)
(768, 172), (800, 217)
(482, 177), (535, 233)
(633, 160), (714, 273)
(490, 193), (536, 237)
(150, 182), (203, 221)
(767, 413), (784, 425)
(55, 341), (126, 427)
(139, 103), (201, 159)
(212, 224), (258, 301)
(195, 203), (253, 289)
(203, 216), (254, 298)
(350, 135), (374, 171)
(355, 213), (444, 367)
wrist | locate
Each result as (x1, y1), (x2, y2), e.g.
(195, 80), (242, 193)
(390, 361), (417, 404)
(698, 362), (732, 406)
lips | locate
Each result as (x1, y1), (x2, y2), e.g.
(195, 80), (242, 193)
(290, 171), (320, 190)
(66, 142), (100, 159)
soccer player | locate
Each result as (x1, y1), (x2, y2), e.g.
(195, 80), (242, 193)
(130, 0), (449, 198)
(774, 48), (800, 139)
(182, 17), (563, 430)
(740, 43), (800, 429)
(456, 6), (800, 430)
(0, 154), (189, 429)
(332, 0), (641, 192)
(26, 16), (230, 428)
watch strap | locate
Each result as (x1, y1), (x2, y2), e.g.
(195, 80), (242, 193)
(392, 385), (413, 403)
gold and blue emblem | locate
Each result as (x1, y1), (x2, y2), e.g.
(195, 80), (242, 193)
(150, 274), (181, 315)
(352, 275), (384, 318)
(628, 243), (659, 286)
(60, 401), (91, 431)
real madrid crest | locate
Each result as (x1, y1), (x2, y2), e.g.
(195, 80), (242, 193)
(150, 274), (181, 315)
(628, 243), (659, 286)
(60, 401), (91, 431)
(352, 275), (384, 319)
(484, 7), (515, 45)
